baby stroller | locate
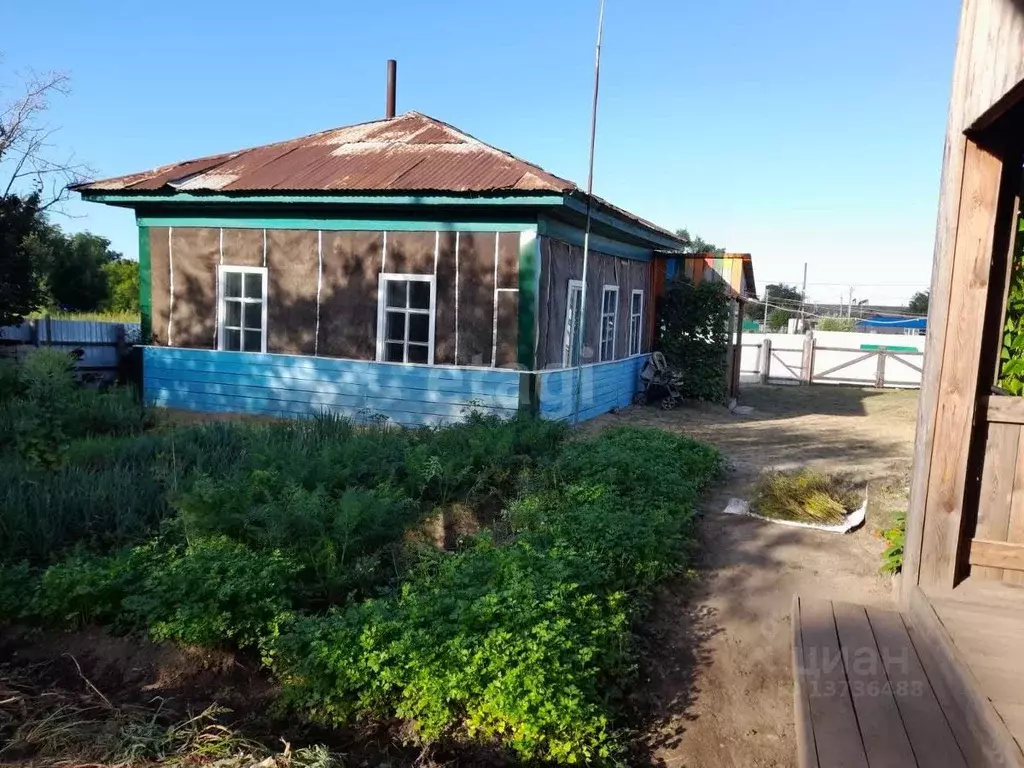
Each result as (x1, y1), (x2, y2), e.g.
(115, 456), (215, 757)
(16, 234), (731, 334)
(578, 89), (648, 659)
(633, 352), (684, 410)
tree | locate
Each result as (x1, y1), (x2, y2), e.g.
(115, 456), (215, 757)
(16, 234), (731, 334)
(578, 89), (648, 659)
(674, 228), (722, 255)
(47, 232), (120, 311)
(746, 282), (804, 321)
(657, 278), (731, 401)
(102, 258), (140, 314)
(908, 290), (929, 316)
(0, 191), (44, 325)
(767, 308), (793, 331)
(1, 66), (91, 209)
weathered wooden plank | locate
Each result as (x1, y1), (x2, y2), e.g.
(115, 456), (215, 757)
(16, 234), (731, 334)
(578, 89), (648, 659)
(907, 586), (1024, 768)
(985, 396), (1024, 425)
(975, 422), (1021, 578)
(1008, 438), (1024, 585)
(918, 140), (1008, 591)
(831, 602), (917, 768)
(798, 599), (868, 768)
(968, 539), (1024, 571)
(792, 596), (821, 768)
(866, 607), (967, 768)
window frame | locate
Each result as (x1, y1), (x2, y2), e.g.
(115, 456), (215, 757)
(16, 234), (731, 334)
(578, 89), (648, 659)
(562, 279), (584, 367)
(599, 284), (619, 362)
(375, 272), (437, 366)
(629, 289), (644, 356)
(217, 265), (268, 354)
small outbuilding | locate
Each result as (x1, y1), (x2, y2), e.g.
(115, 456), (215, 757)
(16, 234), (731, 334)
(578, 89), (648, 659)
(76, 110), (695, 425)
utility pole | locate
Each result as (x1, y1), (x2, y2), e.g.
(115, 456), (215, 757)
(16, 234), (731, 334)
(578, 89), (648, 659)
(848, 287), (854, 318)
(763, 287), (770, 328)
(799, 262), (808, 329)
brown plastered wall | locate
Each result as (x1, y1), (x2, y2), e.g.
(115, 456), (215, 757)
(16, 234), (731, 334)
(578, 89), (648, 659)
(149, 228), (170, 346)
(535, 235), (652, 368)
(266, 229), (319, 355)
(169, 228), (219, 349)
(434, 232), (457, 364)
(146, 224), (516, 368)
(318, 231), (382, 360)
(456, 232), (496, 367)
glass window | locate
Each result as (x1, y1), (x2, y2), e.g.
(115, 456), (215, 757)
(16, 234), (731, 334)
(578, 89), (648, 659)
(600, 286), (618, 362)
(563, 280), (584, 367)
(629, 290), (644, 356)
(219, 266), (267, 353)
(377, 274), (435, 365)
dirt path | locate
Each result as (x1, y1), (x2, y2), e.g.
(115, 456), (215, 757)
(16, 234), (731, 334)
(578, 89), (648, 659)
(589, 385), (919, 768)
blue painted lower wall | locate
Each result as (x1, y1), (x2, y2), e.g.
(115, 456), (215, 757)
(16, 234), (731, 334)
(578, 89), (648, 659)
(538, 355), (648, 422)
(143, 347), (522, 427)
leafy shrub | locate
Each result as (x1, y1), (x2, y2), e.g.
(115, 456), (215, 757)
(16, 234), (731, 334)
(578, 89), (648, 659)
(999, 234), (1024, 393)
(124, 537), (298, 650)
(657, 278), (732, 402)
(816, 317), (856, 332)
(880, 513), (906, 575)
(0, 561), (35, 623)
(752, 469), (859, 525)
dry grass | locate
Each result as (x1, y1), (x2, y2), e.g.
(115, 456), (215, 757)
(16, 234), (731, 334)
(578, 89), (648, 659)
(751, 468), (859, 525)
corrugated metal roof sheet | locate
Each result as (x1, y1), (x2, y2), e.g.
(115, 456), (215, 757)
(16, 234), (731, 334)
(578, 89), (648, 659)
(77, 112), (574, 195)
(75, 111), (683, 244)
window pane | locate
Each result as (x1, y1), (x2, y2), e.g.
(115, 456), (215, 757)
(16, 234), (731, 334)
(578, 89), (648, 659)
(244, 272), (263, 300)
(243, 302), (262, 329)
(407, 343), (429, 364)
(385, 342), (404, 362)
(632, 293), (642, 314)
(243, 330), (262, 352)
(385, 311), (406, 342)
(225, 300), (241, 327)
(225, 328), (241, 350)
(386, 280), (407, 309)
(408, 313), (429, 343)
(603, 290), (616, 313)
(409, 280), (430, 310)
(224, 271), (242, 298)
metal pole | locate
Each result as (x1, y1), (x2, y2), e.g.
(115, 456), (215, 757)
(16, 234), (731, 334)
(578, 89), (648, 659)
(763, 287), (770, 328)
(572, 0), (606, 424)
(800, 262), (807, 329)
(848, 287), (854, 318)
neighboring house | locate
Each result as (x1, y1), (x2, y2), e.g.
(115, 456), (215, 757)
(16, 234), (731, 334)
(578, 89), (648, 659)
(74, 111), (687, 425)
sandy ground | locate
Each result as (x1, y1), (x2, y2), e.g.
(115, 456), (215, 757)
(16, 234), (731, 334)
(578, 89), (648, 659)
(588, 385), (919, 768)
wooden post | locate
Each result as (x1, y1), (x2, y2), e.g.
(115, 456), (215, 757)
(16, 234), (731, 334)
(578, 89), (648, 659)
(725, 300), (737, 398)
(732, 299), (745, 397)
(801, 333), (815, 385)
(760, 338), (772, 385)
(875, 347), (887, 388)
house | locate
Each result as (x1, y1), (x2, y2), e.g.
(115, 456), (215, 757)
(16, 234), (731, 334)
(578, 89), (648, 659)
(792, 1), (1024, 766)
(75, 105), (693, 426)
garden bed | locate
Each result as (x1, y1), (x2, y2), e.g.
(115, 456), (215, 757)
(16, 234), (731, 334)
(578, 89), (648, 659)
(0, 349), (723, 766)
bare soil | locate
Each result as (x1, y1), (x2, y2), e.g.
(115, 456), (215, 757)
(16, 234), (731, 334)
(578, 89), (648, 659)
(599, 385), (919, 767)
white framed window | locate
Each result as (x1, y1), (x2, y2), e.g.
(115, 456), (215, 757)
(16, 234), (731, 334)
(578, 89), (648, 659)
(600, 285), (619, 361)
(376, 273), (436, 365)
(562, 279), (584, 367)
(629, 289), (644, 356)
(218, 266), (268, 353)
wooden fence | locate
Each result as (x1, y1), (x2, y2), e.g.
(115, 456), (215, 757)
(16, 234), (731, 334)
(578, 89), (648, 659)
(0, 318), (141, 380)
(739, 333), (925, 389)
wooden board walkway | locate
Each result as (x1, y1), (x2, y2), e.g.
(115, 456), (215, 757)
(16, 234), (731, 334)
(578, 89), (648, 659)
(793, 597), (970, 768)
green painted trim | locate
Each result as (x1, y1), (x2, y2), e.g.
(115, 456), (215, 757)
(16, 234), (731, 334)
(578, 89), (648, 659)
(561, 194), (684, 250)
(517, 229), (539, 369)
(137, 226), (152, 343)
(136, 216), (535, 232)
(86, 191), (565, 207)
(538, 217), (653, 261)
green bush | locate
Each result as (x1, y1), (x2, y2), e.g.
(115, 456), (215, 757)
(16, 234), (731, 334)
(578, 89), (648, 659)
(880, 513), (906, 575)
(656, 278), (732, 402)
(124, 537), (298, 650)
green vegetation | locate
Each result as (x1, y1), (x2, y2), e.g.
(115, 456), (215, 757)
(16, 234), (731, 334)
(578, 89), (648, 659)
(816, 316), (857, 332)
(999, 230), (1024, 394)
(657, 278), (731, 402)
(880, 513), (906, 575)
(752, 469), (858, 525)
(0, 347), (723, 764)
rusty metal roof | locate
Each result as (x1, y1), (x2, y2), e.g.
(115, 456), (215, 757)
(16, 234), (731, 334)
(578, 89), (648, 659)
(76, 112), (575, 195)
(75, 111), (684, 245)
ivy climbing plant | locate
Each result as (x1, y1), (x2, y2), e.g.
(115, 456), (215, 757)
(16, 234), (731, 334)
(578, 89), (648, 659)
(999, 223), (1024, 394)
(656, 277), (732, 402)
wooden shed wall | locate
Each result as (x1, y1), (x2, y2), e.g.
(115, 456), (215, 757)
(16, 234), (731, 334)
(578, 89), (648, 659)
(903, 0), (1024, 594)
(145, 226), (521, 369)
(535, 235), (652, 370)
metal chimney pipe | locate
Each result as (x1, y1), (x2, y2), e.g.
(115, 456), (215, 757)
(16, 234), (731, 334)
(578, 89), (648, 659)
(385, 59), (397, 119)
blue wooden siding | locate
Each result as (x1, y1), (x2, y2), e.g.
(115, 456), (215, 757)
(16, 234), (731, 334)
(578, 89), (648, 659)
(144, 347), (521, 426)
(538, 355), (647, 422)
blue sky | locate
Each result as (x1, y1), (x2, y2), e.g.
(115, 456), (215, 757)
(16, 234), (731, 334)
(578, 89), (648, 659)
(4, 0), (959, 305)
